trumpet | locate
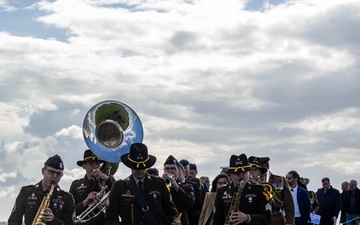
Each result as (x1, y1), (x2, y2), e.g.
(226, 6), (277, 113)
(164, 175), (174, 187)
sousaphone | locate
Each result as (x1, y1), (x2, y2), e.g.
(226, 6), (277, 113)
(83, 100), (144, 164)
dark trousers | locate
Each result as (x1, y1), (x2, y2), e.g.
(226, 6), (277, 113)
(295, 217), (305, 225)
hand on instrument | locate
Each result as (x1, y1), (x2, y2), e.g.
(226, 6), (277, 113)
(93, 168), (109, 181)
(83, 191), (98, 206)
(41, 208), (54, 222)
(229, 211), (249, 225)
(171, 218), (181, 225)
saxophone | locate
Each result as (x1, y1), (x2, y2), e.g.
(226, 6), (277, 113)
(224, 180), (245, 225)
(32, 182), (56, 225)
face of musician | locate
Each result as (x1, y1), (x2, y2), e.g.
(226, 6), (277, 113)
(183, 164), (190, 178)
(163, 164), (179, 180)
(216, 177), (229, 189)
(178, 165), (186, 182)
(189, 169), (197, 178)
(82, 161), (102, 179)
(42, 166), (63, 189)
(249, 168), (261, 181)
(131, 169), (146, 180)
(229, 171), (249, 186)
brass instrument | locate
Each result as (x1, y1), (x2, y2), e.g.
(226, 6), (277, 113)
(250, 174), (276, 200)
(76, 101), (143, 223)
(83, 100), (144, 163)
(224, 180), (245, 225)
(32, 183), (55, 225)
(262, 182), (277, 200)
(164, 175), (174, 187)
(74, 185), (109, 223)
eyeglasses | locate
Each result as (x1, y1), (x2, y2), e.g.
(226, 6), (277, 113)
(45, 169), (63, 177)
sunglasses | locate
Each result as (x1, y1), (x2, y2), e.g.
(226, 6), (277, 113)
(45, 168), (63, 177)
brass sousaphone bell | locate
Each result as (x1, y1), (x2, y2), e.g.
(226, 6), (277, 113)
(83, 100), (144, 164)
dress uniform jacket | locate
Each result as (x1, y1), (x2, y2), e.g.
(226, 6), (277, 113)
(186, 178), (203, 225)
(69, 175), (115, 225)
(170, 181), (195, 225)
(267, 173), (295, 225)
(213, 182), (272, 225)
(8, 180), (75, 225)
(104, 174), (179, 225)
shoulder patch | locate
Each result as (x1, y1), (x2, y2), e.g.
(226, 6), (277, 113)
(60, 189), (73, 196)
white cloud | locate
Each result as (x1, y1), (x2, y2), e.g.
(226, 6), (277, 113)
(55, 125), (82, 140)
(1, 0), (360, 222)
(280, 108), (360, 132)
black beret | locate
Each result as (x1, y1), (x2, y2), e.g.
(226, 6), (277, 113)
(44, 154), (64, 170)
(179, 159), (189, 166)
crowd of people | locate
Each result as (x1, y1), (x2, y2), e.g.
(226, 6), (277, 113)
(7, 142), (360, 225)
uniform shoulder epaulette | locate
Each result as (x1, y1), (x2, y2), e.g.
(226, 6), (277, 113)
(149, 175), (163, 182)
(60, 189), (73, 196)
(23, 184), (36, 189)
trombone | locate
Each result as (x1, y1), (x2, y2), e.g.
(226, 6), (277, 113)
(74, 185), (109, 223)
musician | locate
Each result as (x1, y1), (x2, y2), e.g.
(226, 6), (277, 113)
(162, 155), (195, 225)
(69, 149), (115, 225)
(8, 154), (75, 225)
(259, 157), (295, 225)
(213, 153), (272, 225)
(104, 143), (181, 225)
(179, 159), (203, 225)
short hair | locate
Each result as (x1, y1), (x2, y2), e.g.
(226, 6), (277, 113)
(146, 167), (159, 176)
(321, 177), (330, 183)
(350, 179), (357, 186)
(288, 170), (300, 179)
(189, 163), (197, 171)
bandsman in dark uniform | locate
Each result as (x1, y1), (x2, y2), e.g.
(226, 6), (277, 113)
(69, 149), (115, 225)
(104, 143), (181, 225)
(259, 157), (295, 225)
(163, 155), (195, 225)
(213, 153), (272, 225)
(179, 159), (203, 225)
(8, 154), (75, 225)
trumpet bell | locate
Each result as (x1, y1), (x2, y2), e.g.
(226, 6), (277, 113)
(83, 100), (143, 163)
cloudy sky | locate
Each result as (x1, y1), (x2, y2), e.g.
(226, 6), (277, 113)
(1, 0), (360, 222)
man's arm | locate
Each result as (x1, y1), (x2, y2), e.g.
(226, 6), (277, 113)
(8, 187), (26, 225)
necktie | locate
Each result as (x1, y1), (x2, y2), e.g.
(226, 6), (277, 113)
(291, 188), (294, 191)
(138, 181), (143, 193)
